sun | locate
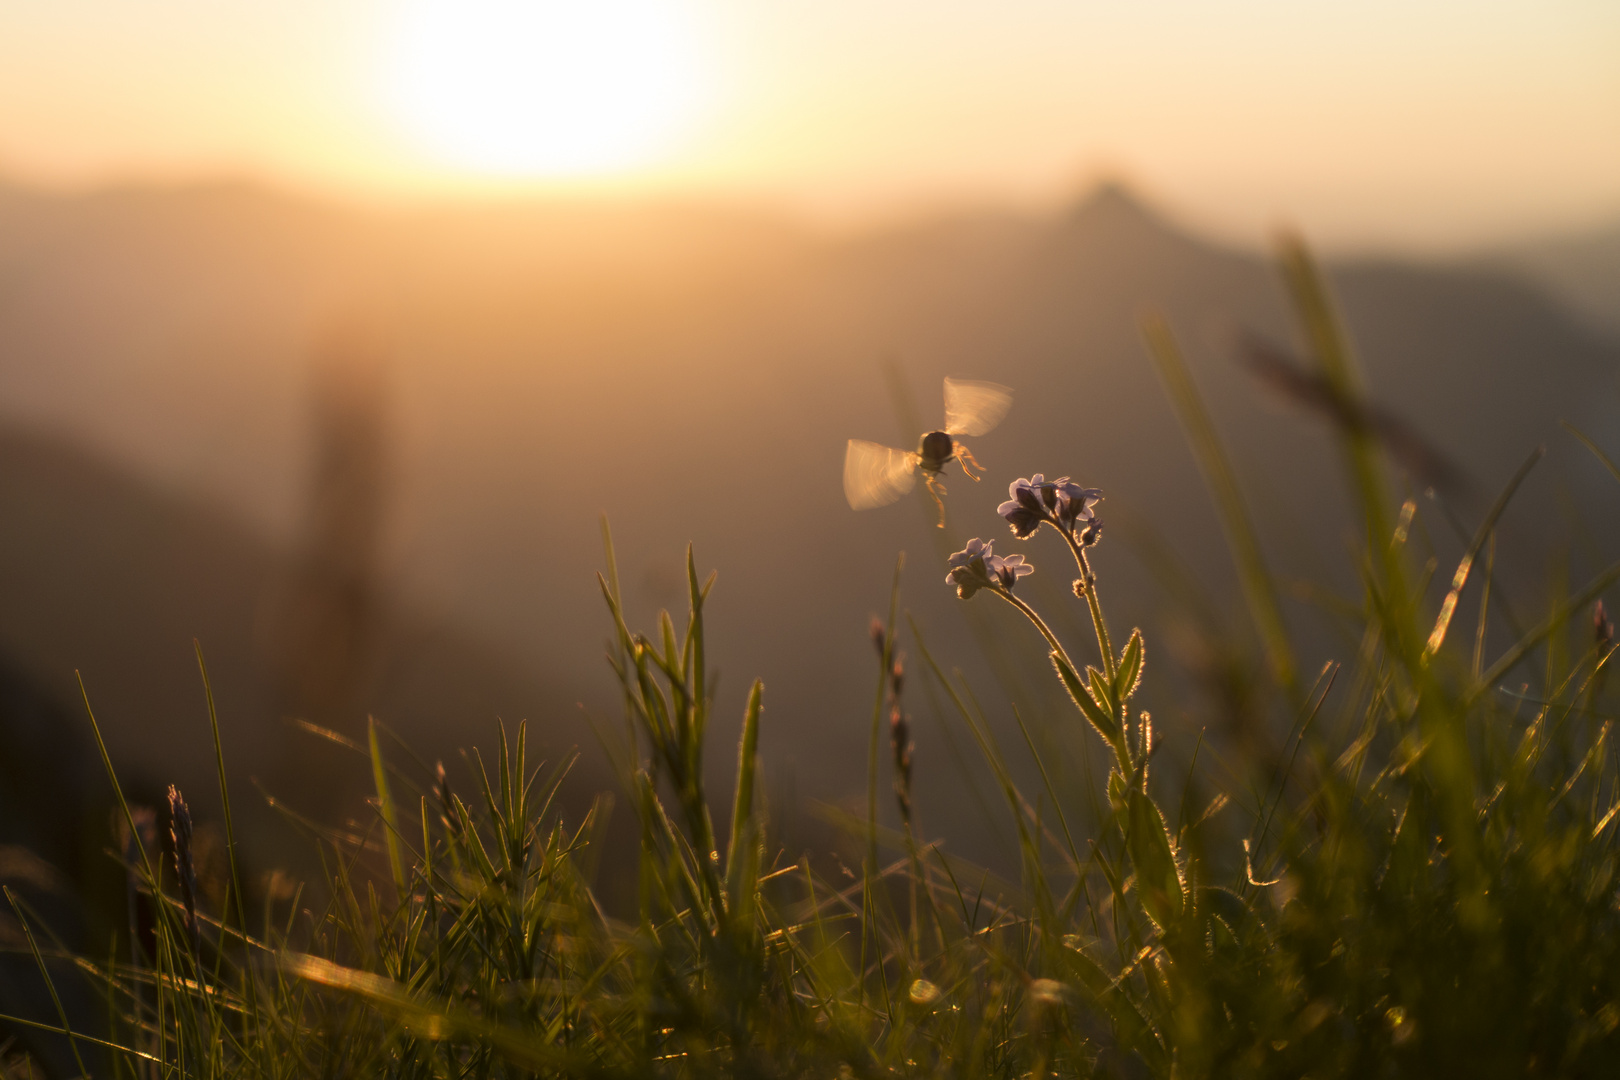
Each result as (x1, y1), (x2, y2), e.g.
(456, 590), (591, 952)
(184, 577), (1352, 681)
(385, 0), (709, 177)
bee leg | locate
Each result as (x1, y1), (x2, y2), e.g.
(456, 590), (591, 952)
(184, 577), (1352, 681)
(954, 441), (985, 482)
(924, 472), (947, 528)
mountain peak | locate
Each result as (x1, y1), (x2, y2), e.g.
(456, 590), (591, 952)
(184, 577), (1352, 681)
(1067, 181), (1171, 234)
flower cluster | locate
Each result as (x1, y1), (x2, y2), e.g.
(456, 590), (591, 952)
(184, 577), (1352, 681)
(996, 475), (1102, 539)
(946, 537), (1034, 599)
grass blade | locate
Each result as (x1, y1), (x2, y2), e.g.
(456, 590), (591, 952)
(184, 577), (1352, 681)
(726, 678), (765, 890)
(1425, 446), (1544, 658)
(4, 887), (89, 1078)
(1276, 233), (1394, 558)
(1561, 419), (1620, 486)
(1473, 557), (1620, 702)
(195, 643), (252, 948)
(370, 715), (408, 897)
(1143, 314), (1299, 701)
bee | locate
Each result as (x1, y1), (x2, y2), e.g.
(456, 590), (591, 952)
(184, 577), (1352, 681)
(844, 377), (1013, 527)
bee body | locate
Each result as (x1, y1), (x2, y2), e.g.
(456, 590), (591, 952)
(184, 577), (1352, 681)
(917, 431), (955, 473)
(843, 377), (1013, 526)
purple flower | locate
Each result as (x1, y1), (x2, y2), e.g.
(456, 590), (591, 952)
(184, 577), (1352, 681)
(992, 552), (1034, 590)
(946, 538), (1034, 599)
(1052, 479), (1102, 529)
(997, 474), (1102, 538)
(997, 475), (1051, 538)
(946, 537), (994, 598)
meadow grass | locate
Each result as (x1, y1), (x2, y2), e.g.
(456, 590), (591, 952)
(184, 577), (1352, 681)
(8, 238), (1620, 1077)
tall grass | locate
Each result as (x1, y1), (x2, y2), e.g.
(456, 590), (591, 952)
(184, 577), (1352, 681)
(8, 239), (1620, 1077)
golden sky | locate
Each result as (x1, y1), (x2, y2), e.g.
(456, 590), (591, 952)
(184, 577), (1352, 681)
(2, 0), (1617, 249)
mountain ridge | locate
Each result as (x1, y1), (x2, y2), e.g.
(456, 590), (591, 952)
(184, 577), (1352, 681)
(1, 175), (1616, 865)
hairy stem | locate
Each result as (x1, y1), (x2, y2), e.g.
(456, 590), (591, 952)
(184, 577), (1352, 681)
(1059, 527), (1117, 679)
(993, 588), (1076, 673)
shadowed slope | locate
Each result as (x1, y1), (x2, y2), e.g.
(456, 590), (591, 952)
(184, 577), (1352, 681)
(0, 428), (611, 871)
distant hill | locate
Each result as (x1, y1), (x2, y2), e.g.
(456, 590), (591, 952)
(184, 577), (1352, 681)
(1, 178), (1618, 868)
(0, 427), (614, 871)
(1488, 219), (1620, 339)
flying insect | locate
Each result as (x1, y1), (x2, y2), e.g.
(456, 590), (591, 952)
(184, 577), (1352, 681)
(843, 377), (1013, 527)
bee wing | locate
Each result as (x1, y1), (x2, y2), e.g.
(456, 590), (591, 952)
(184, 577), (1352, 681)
(843, 440), (921, 510)
(943, 377), (1013, 437)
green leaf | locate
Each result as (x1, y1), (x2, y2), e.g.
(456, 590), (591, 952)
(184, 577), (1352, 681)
(1115, 628), (1145, 703)
(1088, 666), (1117, 720)
(1127, 788), (1183, 931)
(1051, 650), (1119, 748)
(1107, 768), (1127, 814)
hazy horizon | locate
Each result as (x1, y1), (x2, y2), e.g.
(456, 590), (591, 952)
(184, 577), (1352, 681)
(3, 1), (1617, 253)
(3, 168), (1619, 263)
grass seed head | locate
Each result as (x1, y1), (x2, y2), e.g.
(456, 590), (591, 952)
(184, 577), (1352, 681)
(167, 785), (201, 956)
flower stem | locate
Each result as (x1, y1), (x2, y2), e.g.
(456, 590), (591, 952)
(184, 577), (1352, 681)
(1059, 527), (1116, 680)
(993, 588), (1077, 673)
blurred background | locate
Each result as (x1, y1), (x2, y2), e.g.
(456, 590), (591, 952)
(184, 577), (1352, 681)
(0, 0), (1618, 993)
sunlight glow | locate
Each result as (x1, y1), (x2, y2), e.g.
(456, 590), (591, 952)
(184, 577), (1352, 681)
(385, 0), (708, 177)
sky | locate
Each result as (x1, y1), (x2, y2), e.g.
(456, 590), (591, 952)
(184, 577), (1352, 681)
(0, 0), (1617, 250)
